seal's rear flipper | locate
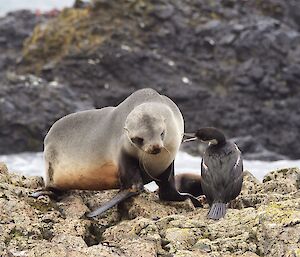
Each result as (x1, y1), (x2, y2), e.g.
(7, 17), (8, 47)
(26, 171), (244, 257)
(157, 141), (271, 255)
(86, 190), (139, 218)
(30, 188), (63, 200)
(31, 191), (56, 198)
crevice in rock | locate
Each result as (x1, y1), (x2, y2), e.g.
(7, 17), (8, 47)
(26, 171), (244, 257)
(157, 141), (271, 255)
(83, 223), (107, 247)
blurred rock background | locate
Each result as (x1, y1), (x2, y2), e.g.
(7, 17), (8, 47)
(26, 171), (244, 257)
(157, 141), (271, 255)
(0, 0), (300, 160)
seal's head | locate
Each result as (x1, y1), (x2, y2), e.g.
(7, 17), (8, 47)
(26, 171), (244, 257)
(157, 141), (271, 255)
(124, 103), (167, 155)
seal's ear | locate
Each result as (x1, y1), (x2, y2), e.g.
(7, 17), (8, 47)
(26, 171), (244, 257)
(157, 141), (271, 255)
(124, 127), (129, 132)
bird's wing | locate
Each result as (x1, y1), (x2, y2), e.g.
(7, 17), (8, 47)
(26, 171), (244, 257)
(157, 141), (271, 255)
(201, 157), (220, 204)
(224, 145), (243, 201)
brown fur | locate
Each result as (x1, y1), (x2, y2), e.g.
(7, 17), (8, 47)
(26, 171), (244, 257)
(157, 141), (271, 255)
(52, 162), (120, 190)
(175, 173), (203, 197)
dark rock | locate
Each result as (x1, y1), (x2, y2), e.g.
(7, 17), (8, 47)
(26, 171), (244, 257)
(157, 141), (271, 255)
(152, 4), (175, 20)
(0, 1), (300, 160)
(0, 75), (93, 154)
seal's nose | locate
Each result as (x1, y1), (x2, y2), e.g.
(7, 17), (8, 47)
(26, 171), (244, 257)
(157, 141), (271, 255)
(148, 145), (162, 155)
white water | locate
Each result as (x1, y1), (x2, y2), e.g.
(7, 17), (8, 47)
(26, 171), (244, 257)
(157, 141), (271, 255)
(1, 151), (299, 191)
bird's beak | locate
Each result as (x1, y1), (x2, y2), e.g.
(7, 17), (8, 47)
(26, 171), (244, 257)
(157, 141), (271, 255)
(182, 132), (198, 143)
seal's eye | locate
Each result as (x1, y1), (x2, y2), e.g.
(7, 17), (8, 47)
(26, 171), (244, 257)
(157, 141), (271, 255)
(161, 131), (165, 139)
(131, 137), (144, 145)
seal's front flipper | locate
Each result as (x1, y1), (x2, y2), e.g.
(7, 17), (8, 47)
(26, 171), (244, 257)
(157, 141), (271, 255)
(156, 162), (203, 207)
(86, 189), (139, 218)
(178, 192), (203, 207)
(159, 187), (203, 207)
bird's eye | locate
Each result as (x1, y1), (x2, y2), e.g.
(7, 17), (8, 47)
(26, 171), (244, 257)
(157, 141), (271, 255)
(161, 131), (165, 139)
(131, 137), (144, 145)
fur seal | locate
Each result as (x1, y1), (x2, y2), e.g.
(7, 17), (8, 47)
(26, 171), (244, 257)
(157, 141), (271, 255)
(175, 173), (203, 197)
(184, 127), (243, 220)
(32, 88), (202, 216)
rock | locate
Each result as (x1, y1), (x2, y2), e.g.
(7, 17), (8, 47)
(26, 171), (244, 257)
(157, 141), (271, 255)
(152, 4), (175, 20)
(118, 191), (196, 220)
(174, 249), (210, 257)
(240, 171), (262, 195)
(262, 167), (300, 194)
(0, 74), (94, 154)
(0, 162), (8, 174)
(0, 10), (47, 81)
(1, 165), (300, 256)
(231, 168), (300, 209)
(58, 195), (90, 218)
(256, 199), (300, 256)
(232, 136), (289, 161)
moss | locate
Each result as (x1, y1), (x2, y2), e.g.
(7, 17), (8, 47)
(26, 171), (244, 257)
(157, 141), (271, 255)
(10, 227), (23, 238)
(261, 203), (298, 225)
(4, 227), (25, 246)
(201, 231), (211, 239)
(22, 8), (104, 73)
(21, 0), (155, 74)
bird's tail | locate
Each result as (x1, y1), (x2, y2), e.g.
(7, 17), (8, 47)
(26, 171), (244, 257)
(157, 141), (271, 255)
(207, 202), (226, 220)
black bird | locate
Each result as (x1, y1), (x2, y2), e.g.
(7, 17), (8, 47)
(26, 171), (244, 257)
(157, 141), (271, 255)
(184, 127), (243, 220)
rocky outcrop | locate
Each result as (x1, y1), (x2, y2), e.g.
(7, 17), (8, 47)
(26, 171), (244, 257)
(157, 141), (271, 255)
(1, 162), (299, 256)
